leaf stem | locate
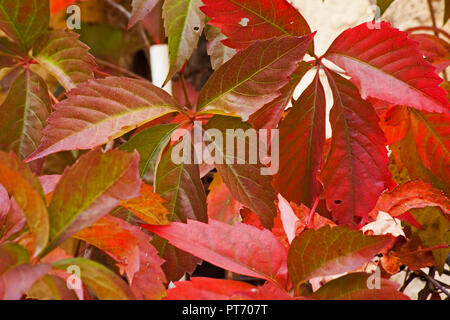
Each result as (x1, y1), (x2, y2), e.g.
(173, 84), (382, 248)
(405, 26), (450, 41)
(96, 58), (147, 80)
(179, 72), (192, 109)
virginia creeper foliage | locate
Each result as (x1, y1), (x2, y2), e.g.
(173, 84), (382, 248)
(0, 0), (449, 300)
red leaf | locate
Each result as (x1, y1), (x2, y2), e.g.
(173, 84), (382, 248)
(370, 180), (450, 219)
(325, 22), (449, 113)
(274, 71), (326, 206)
(207, 173), (242, 224)
(320, 71), (391, 227)
(201, 0), (311, 50)
(74, 216), (140, 282)
(167, 277), (293, 300)
(167, 277), (254, 300)
(409, 34), (450, 73)
(410, 110), (450, 186)
(143, 219), (289, 288)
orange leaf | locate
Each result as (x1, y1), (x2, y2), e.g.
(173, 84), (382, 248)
(121, 182), (170, 225)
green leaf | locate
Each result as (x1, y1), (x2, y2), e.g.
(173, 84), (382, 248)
(33, 29), (95, 91)
(119, 123), (181, 178)
(0, 151), (49, 256)
(205, 116), (277, 229)
(0, 70), (51, 158)
(27, 77), (181, 161)
(377, 0), (395, 15)
(410, 207), (450, 274)
(163, 0), (205, 84)
(0, 0), (49, 52)
(288, 226), (395, 289)
(310, 272), (409, 300)
(196, 35), (313, 120)
(44, 149), (141, 252)
(52, 258), (135, 300)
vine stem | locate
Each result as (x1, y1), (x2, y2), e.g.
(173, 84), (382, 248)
(425, 0), (448, 80)
(405, 26), (450, 40)
(179, 73), (192, 109)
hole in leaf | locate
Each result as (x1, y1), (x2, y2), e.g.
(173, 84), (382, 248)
(239, 17), (250, 27)
(334, 199), (342, 204)
(193, 26), (200, 32)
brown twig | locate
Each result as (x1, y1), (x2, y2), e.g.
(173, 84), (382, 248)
(418, 269), (450, 298)
(96, 58), (147, 80)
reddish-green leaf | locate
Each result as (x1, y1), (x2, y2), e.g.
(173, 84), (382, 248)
(153, 140), (207, 281)
(390, 124), (449, 196)
(0, 37), (22, 68)
(33, 30), (96, 91)
(0, 0), (49, 52)
(129, 0), (159, 29)
(52, 258), (135, 300)
(196, 35), (313, 120)
(288, 226), (395, 288)
(410, 110), (450, 188)
(27, 77), (180, 161)
(155, 142), (207, 223)
(310, 272), (409, 300)
(45, 149), (141, 251)
(0, 263), (51, 300)
(144, 219), (289, 288)
(201, 0), (312, 50)
(249, 62), (310, 130)
(205, 25), (236, 71)
(274, 71), (326, 206)
(207, 173), (242, 225)
(0, 151), (49, 256)
(410, 207), (450, 273)
(206, 116), (277, 229)
(0, 242), (29, 275)
(325, 22), (449, 113)
(0, 70), (51, 158)
(163, 0), (205, 83)
(320, 71), (391, 227)
(371, 180), (450, 218)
